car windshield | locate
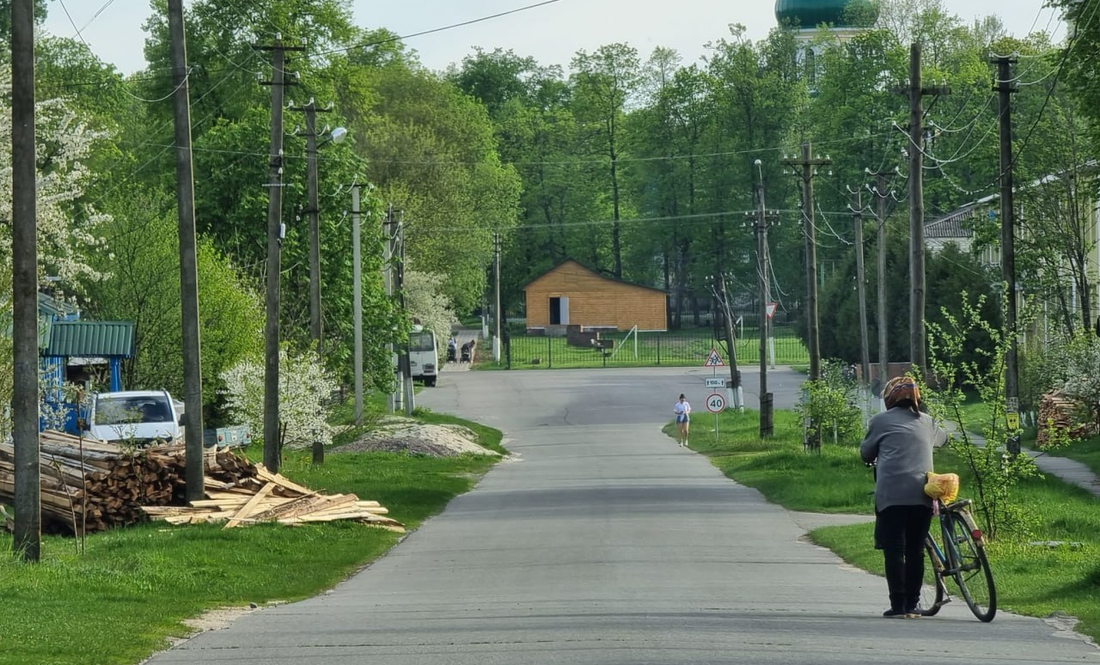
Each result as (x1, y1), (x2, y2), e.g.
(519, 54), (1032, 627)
(95, 396), (173, 425)
(409, 332), (435, 352)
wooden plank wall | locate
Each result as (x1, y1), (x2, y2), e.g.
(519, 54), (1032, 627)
(525, 261), (666, 331)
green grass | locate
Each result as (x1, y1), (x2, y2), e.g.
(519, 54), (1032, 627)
(0, 415), (503, 665)
(671, 408), (1100, 642)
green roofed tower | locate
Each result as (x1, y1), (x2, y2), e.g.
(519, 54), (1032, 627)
(775, 0), (876, 30)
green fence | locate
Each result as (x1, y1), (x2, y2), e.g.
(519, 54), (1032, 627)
(500, 328), (809, 369)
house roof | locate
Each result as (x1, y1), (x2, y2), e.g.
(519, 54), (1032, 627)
(925, 194), (997, 240)
(43, 321), (135, 358)
(523, 259), (668, 295)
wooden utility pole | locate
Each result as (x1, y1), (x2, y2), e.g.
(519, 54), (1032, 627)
(383, 205), (398, 414)
(869, 170), (898, 391)
(351, 183), (364, 425)
(749, 161), (780, 436)
(256, 36), (304, 474)
(715, 273), (742, 410)
(11, 0), (40, 562)
(993, 53), (1021, 455)
(167, 0), (205, 502)
(784, 143), (830, 451)
(900, 43), (949, 376)
(849, 186), (871, 385)
(397, 215), (414, 415)
(291, 99), (333, 351)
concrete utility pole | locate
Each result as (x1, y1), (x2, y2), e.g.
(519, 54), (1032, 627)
(255, 35), (304, 474)
(868, 170), (898, 391)
(351, 184), (364, 425)
(291, 99), (333, 351)
(749, 159), (780, 436)
(848, 186), (871, 385)
(167, 0), (205, 502)
(397, 215), (414, 415)
(11, 0), (40, 562)
(494, 232), (502, 362)
(784, 143), (831, 451)
(715, 273), (743, 411)
(899, 43), (950, 377)
(993, 53), (1021, 455)
(383, 205), (398, 414)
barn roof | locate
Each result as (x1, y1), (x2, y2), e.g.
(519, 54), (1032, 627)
(523, 259), (668, 295)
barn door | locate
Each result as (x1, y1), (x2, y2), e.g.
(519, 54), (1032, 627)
(559, 297), (569, 324)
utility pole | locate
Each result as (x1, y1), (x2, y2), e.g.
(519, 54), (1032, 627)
(167, 0), (205, 502)
(993, 53), (1021, 455)
(784, 143), (831, 451)
(351, 183), (364, 425)
(255, 35), (304, 474)
(11, 0), (40, 562)
(383, 205), (398, 414)
(749, 160), (780, 436)
(868, 170), (898, 393)
(899, 43), (950, 377)
(494, 232), (502, 362)
(397, 214), (414, 415)
(291, 99), (333, 351)
(848, 186), (871, 385)
(715, 273), (743, 411)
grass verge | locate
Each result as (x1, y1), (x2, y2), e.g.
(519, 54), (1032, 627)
(0, 406), (503, 665)
(668, 407), (1100, 642)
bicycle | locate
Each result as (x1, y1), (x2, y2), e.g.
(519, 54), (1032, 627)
(917, 497), (997, 622)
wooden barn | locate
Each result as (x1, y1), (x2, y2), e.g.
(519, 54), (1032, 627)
(523, 260), (667, 333)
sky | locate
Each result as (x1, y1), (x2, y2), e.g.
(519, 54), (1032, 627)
(47, 0), (1065, 76)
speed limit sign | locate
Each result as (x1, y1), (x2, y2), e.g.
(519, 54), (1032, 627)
(706, 392), (726, 413)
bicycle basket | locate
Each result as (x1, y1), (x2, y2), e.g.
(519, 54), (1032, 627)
(925, 472), (960, 503)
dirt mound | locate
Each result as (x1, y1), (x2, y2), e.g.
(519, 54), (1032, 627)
(337, 419), (499, 458)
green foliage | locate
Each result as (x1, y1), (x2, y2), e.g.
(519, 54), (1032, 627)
(85, 200), (263, 410)
(799, 359), (864, 445)
(926, 292), (1047, 539)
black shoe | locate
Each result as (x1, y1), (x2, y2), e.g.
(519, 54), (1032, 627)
(883, 608), (909, 618)
(904, 605), (923, 618)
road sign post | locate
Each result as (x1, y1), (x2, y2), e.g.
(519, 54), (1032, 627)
(706, 392), (726, 441)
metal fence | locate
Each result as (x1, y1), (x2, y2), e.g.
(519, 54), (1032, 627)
(500, 328), (809, 369)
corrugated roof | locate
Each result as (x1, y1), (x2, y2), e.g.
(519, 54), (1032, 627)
(43, 321), (135, 358)
(523, 259), (668, 294)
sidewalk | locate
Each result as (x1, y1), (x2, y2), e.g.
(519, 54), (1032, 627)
(945, 422), (1100, 498)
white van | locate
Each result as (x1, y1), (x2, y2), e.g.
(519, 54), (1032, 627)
(85, 390), (184, 446)
(408, 326), (439, 387)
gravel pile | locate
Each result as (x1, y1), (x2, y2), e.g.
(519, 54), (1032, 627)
(337, 420), (499, 458)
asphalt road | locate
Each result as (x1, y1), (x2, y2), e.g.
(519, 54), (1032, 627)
(147, 367), (1099, 664)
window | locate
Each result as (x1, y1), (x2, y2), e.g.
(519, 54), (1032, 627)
(95, 396), (172, 425)
(409, 332), (436, 352)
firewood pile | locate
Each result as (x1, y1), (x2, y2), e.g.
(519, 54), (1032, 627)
(1037, 392), (1096, 447)
(0, 431), (402, 535)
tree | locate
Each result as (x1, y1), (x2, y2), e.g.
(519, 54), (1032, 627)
(571, 43), (642, 279)
(403, 269), (457, 341)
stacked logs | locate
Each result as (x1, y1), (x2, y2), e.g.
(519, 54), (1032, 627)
(0, 431), (254, 534)
(0, 431), (402, 535)
(1037, 392), (1096, 447)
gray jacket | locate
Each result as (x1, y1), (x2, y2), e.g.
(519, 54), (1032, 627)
(860, 407), (948, 511)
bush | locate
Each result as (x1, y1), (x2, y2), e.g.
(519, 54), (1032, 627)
(799, 359), (863, 446)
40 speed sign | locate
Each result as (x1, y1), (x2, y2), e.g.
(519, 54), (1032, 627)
(706, 392), (726, 413)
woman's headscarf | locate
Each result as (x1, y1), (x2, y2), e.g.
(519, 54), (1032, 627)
(883, 376), (921, 412)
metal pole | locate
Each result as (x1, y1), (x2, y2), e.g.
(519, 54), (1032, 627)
(851, 187), (871, 384)
(802, 142), (822, 384)
(352, 184), (364, 425)
(11, 0), (40, 561)
(755, 160), (773, 437)
(167, 0), (205, 501)
(876, 173), (890, 390)
(494, 232), (502, 362)
(383, 205), (396, 414)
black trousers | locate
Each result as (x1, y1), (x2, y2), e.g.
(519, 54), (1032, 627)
(875, 504), (933, 610)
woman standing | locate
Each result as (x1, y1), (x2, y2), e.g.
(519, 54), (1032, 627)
(673, 394), (691, 447)
(860, 376), (947, 618)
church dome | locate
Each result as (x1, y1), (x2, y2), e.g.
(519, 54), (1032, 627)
(775, 0), (877, 30)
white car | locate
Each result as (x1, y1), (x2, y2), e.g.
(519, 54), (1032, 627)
(85, 390), (184, 446)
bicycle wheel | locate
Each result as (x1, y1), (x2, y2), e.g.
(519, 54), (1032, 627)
(944, 511), (997, 622)
(918, 540), (946, 617)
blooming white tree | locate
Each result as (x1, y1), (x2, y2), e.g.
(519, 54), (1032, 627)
(0, 65), (110, 439)
(403, 269), (458, 339)
(220, 347), (339, 450)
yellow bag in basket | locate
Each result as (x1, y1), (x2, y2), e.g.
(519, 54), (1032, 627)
(925, 472), (960, 503)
